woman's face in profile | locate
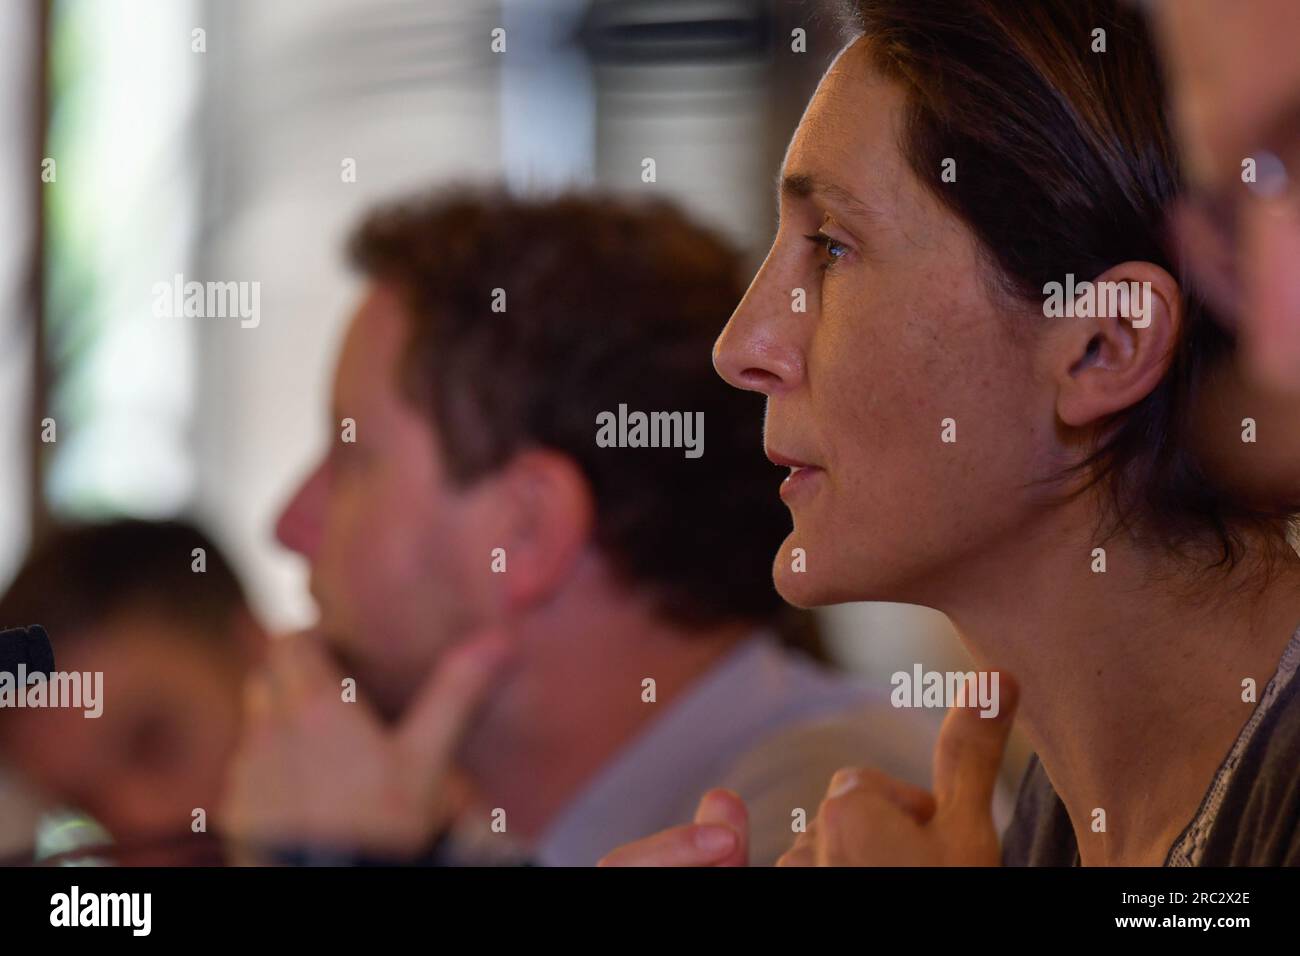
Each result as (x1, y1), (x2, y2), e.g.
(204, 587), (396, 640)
(715, 38), (1062, 610)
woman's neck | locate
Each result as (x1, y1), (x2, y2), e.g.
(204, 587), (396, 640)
(935, 504), (1300, 866)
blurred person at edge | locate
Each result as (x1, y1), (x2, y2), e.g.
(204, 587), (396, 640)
(603, 0), (1300, 867)
(1151, 0), (1300, 390)
(219, 189), (943, 866)
(1145, 0), (1300, 509)
(0, 520), (267, 864)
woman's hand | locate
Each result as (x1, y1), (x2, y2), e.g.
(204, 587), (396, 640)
(778, 676), (1018, 866)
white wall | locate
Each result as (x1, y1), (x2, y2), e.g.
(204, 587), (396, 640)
(0, 0), (37, 590)
(193, 0), (507, 630)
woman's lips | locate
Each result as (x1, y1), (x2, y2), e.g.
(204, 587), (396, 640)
(778, 464), (825, 503)
(767, 451), (825, 503)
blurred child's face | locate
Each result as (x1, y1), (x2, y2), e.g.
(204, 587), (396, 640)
(2, 610), (248, 846)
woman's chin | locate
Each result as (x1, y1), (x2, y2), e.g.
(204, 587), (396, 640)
(772, 541), (905, 609)
(773, 557), (830, 609)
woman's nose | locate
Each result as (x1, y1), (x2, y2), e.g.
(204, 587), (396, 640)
(713, 271), (805, 395)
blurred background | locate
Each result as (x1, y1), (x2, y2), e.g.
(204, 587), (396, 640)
(0, 0), (983, 857)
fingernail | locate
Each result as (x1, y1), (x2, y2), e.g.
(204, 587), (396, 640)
(694, 826), (737, 855)
(828, 769), (860, 798)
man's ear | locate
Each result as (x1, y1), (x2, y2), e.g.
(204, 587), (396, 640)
(492, 449), (595, 611)
(1052, 261), (1182, 428)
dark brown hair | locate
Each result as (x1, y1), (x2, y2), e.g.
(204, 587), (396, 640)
(349, 188), (791, 630)
(838, 0), (1299, 569)
(0, 519), (250, 648)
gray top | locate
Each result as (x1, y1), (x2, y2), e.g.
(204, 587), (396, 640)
(1003, 624), (1300, 866)
(444, 633), (944, 866)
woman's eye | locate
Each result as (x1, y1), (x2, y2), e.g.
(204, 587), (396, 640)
(805, 233), (849, 267)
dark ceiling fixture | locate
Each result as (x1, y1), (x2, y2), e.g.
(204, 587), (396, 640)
(576, 0), (773, 63)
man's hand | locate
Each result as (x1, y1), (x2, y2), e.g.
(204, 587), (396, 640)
(777, 674), (1018, 866)
(598, 788), (749, 866)
(220, 630), (510, 858)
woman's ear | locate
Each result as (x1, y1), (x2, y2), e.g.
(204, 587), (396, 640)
(1051, 261), (1183, 428)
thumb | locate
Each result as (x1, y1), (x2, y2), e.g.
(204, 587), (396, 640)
(693, 788), (749, 866)
(932, 670), (1018, 821)
(394, 630), (513, 773)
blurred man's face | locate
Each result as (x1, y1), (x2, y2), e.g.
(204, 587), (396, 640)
(2, 611), (245, 845)
(1155, 0), (1300, 389)
(276, 285), (503, 719)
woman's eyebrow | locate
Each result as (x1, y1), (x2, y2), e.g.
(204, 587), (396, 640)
(778, 171), (883, 226)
